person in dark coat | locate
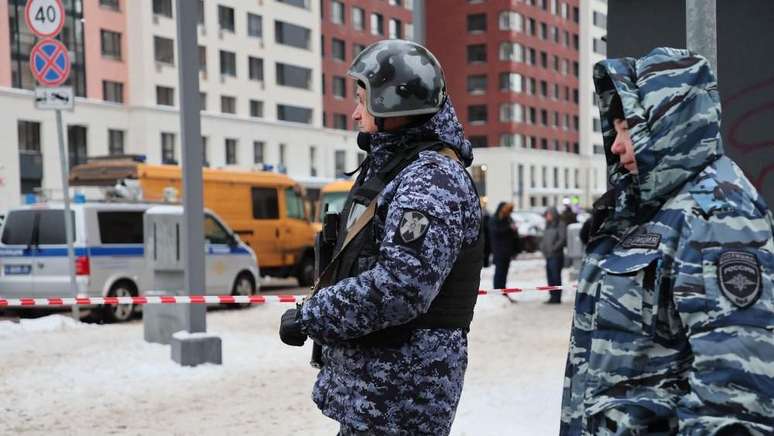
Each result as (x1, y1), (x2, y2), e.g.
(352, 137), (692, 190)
(540, 207), (566, 303)
(489, 202), (517, 290)
(481, 201), (492, 267)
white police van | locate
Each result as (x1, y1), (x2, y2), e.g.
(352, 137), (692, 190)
(0, 201), (260, 322)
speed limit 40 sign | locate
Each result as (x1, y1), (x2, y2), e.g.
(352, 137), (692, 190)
(25, 0), (65, 38)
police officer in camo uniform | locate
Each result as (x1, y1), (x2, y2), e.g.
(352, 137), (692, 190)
(560, 47), (774, 435)
(279, 40), (483, 435)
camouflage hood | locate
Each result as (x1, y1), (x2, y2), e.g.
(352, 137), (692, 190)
(594, 47), (723, 225)
(367, 97), (475, 172)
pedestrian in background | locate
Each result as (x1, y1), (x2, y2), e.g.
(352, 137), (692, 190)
(481, 200), (492, 268)
(560, 198), (577, 227)
(489, 202), (518, 290)
(540, 207), (566, 304)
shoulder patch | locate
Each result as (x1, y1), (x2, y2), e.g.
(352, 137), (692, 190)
(621, 232), (661, 249)
(398, 210), (430, 243)
(717, 251), (762, 308)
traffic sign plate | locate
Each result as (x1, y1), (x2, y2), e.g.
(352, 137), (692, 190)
(35, 86), (74, 110)
(24, 0), (65, 38)
(29, 38), (71, 87)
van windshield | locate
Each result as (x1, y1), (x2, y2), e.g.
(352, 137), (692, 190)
(1, 209), (75, 246)
(319, 192), (348, 222)
(1, 210), (36, 245)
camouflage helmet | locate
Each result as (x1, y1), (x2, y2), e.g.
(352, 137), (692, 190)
(347, 39), (446, 118)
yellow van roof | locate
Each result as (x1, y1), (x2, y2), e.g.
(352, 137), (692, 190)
(321, 180), (354, 193)
(137, 164), (297, 187)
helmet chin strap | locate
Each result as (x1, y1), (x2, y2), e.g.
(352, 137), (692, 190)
(375, 117), (386, 132)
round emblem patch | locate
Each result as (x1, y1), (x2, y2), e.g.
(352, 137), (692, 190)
(717, 251), (762, 308)
(399, 210), (430, 243)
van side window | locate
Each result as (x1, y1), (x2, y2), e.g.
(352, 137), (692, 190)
(285, 187), (305, 220)
(251, 187), (279, 219)
(37, 210), (75, 245)
(98, 212), (144, 244)
(1, 210), (36, 245)
(204, 215), (230, 244)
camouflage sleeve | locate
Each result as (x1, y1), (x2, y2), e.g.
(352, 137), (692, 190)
(671, 210), (774, 435)
(299, 160), (466, 344)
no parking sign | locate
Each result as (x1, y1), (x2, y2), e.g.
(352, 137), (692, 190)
(29, 38), (70, 87)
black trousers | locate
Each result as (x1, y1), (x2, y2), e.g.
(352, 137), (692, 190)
(493, 256), (510, 290)
(546, 254), (564, 302)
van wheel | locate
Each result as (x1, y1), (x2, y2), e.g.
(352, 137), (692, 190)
(102, 282), (137, 323)
(231, 273), (255, 309)
(296, 256), (315, 287)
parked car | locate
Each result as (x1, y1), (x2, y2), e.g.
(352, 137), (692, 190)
(511, 210), (546, 253)
(0, 201), (259, 322)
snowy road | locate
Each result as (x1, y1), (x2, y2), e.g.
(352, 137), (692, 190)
(0, 259), (575, 435)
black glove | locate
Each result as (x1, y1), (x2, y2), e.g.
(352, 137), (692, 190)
(279, 308), (307, 347)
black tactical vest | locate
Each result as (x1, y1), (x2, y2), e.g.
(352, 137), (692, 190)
(332, 141), (484, 347)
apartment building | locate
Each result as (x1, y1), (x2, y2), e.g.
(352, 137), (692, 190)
(0, 0), (358, 211)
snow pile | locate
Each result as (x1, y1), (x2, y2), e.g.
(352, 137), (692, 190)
(0, 259), (575, 435)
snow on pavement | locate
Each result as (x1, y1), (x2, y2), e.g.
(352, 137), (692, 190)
(0, 259), (575, 435)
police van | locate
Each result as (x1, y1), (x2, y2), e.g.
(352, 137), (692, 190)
(0, 200), (259, 322)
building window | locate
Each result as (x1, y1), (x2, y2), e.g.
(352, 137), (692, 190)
(469, 136), (487, 148)
(253, 141), (265, 164)
(467, 75), (487, 94)
(154, 36), (174, 64)
(332, 76), (347, 98)
(499, 72), (522, 92)
(225, 138), (238, 164)
(554, 167), (559, 188)
(500, 133), (524, 148)
(499, 42), (523, 62)
(309, 146), (318, 177)
(593, 117), (601, 133)
(593, 11), (607, 28)
(247, 13), (262, 38)
(18, 121), (41, 152)
(221, 95), (236, 114)
(468, 105), (488, 124)
(199, 92), (207, 111)
(102, 80), (124, 103)
(335, 150), (346, 178)
(277, 0), (309, 8)
(202, 136), (209, 166)
(198, 45), (207, 73)
(218, 5), (235, 32)
(277, 104), (313, 124)
(388, 0), (402, 5)
(331, 0), (345, 25)
(275, 20), (311, 49)
(250, 100), (264, 118)
(161, 132), (176, 164)
(153, 0), (172, 17)
(352, 7), (365, 31)
(248, 56), (264, 81)
(594, 144), (605, 155)
(276, 62), (312, 89)
(108, 129), (124, 155)
(198, 0), (204, 25)
(499, 11), (522, 31)
(593, 38), (607, 55)
(333, 113), (347, 130)
(467, 13), (486, 32)
(540, 51), (548, 68)
(100, 0), (119, 11)
(279, 143), (287, 168)
(573, 6), (579, 23)
(219, 50), (236, 76)
(332, 38), (346, 61)
(156, 86), (174, 106)
(370, 13), (384, 35)
(388, 19), (402, 38)
(499, 103), (523, 122)
(467, 44), (486, 63)
(352, 43), (366, 58)
(100, 30), (121, 60)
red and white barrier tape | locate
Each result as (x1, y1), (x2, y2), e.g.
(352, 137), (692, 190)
(0, 285), (573, 307)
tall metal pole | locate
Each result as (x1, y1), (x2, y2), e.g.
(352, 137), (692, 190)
(176, 0), (206, 333)
(686, 0), (718, 76)
(55, 109), (79, 320)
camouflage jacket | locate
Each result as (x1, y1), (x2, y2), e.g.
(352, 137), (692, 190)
(560, 48), (774, 435)
(299, 98), (481, 435)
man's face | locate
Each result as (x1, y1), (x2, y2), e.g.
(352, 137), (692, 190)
(352, 87), (377, 133)
(611, 118), (638, 174)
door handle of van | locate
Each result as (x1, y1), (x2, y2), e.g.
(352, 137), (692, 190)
(37, 262), (45, 269)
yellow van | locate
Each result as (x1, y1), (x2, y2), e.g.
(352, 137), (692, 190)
(313, 180), (354, 232)
(70, 158), (317, 286)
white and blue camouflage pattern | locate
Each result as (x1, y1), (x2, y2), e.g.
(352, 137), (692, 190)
(299, 97), (481, 435)
(560, 48), (774, 435)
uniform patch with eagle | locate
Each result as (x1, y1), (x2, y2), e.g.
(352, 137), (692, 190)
(717, 250), (762, 308)
(395, 209), (430, 246)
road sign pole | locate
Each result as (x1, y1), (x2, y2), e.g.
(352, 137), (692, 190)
(55, 109), (79, 320)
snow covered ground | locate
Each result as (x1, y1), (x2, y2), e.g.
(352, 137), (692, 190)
(0, 259), (575, 435)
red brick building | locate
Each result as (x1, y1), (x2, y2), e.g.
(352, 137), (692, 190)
(320, 0), (414, 133)
(426, 0), (580, 152)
